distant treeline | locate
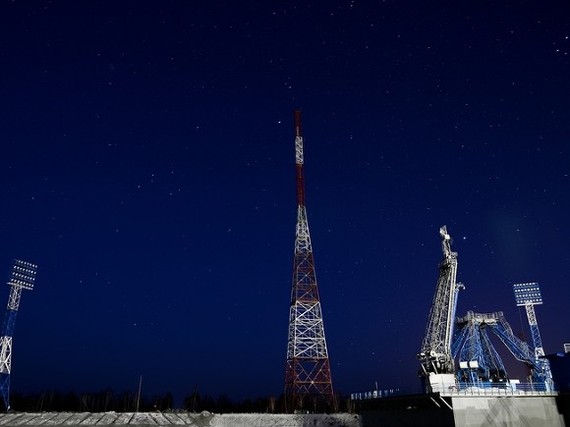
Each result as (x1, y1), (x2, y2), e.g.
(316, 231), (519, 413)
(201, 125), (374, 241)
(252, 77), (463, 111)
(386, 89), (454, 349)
(9, 389), (349, 413)
(10, 389), (174, 413)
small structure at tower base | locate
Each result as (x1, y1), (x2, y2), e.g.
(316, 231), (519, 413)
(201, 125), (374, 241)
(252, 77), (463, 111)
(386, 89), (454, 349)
(426, 373), (456, 393)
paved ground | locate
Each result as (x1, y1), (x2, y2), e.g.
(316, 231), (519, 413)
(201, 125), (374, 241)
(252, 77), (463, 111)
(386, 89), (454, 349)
(0, 411), (362, 426)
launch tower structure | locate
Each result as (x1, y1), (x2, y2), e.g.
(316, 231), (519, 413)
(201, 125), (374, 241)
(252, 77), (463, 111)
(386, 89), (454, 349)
(0, 260), (37, 411)
(418, 226), (463, 392)
(284, 111), (335, 412)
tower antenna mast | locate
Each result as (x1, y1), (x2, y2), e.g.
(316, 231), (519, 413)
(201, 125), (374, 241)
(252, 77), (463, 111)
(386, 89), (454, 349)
(0, 260), (37, 411)
(284, 111), (335, 412)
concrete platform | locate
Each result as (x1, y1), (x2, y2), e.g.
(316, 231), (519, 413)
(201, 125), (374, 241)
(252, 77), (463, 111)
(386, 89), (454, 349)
(354, 393), (567, 427)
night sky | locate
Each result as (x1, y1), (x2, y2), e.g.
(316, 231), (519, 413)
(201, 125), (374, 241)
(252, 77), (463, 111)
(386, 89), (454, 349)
(1, 1), (569, 404)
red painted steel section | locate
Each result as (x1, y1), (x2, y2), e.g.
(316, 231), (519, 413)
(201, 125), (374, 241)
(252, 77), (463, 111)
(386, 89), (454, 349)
(285, 110), (335, 413)
(294, 110), (302, 137)
(296, 165), (305, 207)
(294, 110), (305, 206)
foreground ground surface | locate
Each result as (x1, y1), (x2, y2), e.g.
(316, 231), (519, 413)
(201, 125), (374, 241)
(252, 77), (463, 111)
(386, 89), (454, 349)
(0, 411), (361, 426)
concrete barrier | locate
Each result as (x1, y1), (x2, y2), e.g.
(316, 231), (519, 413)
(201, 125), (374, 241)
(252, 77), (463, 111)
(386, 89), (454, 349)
(451, 395), (564, 427)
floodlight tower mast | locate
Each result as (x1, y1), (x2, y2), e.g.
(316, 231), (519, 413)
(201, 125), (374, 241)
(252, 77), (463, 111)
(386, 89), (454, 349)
(0, 260), (37, 411)
(513, 282), (553, 386)
(418, 226), (463, 392)
(284, 110), (335, 412)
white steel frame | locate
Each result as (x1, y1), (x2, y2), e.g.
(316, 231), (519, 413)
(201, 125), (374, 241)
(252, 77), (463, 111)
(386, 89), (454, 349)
(419, 226), (462, 377)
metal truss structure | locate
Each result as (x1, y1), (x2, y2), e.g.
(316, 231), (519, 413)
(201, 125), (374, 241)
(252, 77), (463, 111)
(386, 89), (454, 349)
(0, 260), (37, 411)
(513, 282), (553, 386)
(453, 310), (549, 386)
(418, 226), (463, 383)
(417, 231), (553, 391)
(284, 111), (335, 412)
(453, 311), (511, 383)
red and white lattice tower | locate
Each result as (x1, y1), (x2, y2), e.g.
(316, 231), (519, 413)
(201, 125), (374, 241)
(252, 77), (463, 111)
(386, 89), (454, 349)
(284, 110), (335, 412)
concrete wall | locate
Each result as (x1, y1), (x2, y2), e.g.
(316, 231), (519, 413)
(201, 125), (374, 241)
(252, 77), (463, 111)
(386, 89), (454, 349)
(451, 395), (565, 427)
(355, 394), (455, 427)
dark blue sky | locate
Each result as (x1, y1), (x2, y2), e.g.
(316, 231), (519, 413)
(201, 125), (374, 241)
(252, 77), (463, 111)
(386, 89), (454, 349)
(1, 1), (569, 403)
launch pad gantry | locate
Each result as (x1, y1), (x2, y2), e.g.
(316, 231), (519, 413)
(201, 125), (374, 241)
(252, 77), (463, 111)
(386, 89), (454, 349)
(419, 228), (553, 393)
(418, 226), (463, 392)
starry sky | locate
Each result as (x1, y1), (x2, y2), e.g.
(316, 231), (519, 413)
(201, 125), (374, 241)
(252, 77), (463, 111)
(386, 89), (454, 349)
(1, 0), (569, 404)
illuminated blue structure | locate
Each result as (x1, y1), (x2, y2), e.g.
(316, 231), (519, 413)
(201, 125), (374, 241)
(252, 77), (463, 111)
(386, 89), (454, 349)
(0, 260), (37, 411)
(453, 310), (549, 386)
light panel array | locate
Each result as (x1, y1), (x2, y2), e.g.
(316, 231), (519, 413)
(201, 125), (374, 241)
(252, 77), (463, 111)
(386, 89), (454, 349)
(513, 282), (542, 306)
(7, 260), (37, 291)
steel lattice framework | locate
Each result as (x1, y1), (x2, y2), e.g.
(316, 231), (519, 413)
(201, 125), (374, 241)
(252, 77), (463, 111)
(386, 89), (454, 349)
(453, 310), (551, 386)
(284, 110), (335, 412)
(418, 226), (463, 380)
(513, 282), (553, 386)
(453, 312), (510, 383)
(0, 260), (37, 411)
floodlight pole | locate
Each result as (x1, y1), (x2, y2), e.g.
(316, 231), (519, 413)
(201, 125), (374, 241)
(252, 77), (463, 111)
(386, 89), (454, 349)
(0, 260), (37, 411)
(512, 282), (553, 387)
(524, 304), (544, 359)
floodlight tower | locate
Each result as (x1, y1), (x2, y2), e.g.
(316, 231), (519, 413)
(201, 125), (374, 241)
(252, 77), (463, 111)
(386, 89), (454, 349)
(0, 260), (37, 411)
(513, 282), (553, 386)
(284, 110), (335, 412)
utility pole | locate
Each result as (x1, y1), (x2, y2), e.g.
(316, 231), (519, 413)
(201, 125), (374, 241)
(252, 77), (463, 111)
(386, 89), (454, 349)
(135, 375), (143, 412)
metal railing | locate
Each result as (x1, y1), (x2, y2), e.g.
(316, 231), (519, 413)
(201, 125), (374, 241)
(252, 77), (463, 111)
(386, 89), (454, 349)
(350, 382), (557, 401)
(350, 387), (418, 401)
(439, 381), (557, 396)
